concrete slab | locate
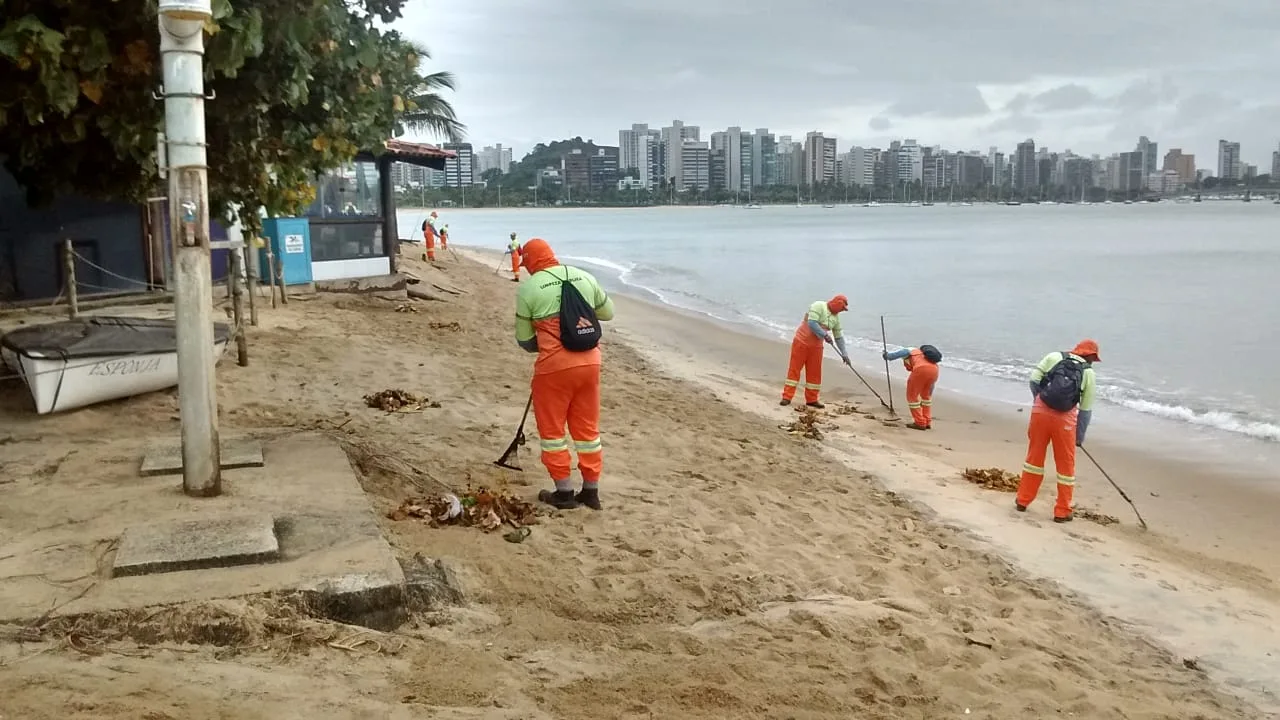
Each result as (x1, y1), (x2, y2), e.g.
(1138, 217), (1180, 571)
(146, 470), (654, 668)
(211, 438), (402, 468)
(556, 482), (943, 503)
(112, 514), (280, 578)
(0, 433), (407, 628)
(139, 437), (265, 476)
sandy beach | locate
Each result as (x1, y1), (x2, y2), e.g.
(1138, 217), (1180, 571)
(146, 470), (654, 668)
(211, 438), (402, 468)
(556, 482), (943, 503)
(0, 247), (1274, 718)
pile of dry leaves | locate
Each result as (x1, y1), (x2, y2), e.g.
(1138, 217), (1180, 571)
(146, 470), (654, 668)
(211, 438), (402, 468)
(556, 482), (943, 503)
(962, 467), (1020, 492)
(781, 407), (826, 440)
(363, 389), (438, 412)
(428, 321), (462, 332)
(387, 486), (538, 533)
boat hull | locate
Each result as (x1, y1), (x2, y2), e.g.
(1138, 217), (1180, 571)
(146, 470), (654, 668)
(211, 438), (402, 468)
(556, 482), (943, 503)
(2, 343), (230, 414)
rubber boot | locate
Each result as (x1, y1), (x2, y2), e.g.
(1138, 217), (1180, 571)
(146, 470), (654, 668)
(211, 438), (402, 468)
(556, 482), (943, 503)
(806, 401), (825, 409)
(779, 398), (791, 406)
(575, 487), (602, 511)
(538, 489), (579, 510)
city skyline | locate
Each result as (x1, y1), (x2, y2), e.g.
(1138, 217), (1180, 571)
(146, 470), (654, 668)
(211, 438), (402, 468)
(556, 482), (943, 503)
(394, 0), (1279, 170)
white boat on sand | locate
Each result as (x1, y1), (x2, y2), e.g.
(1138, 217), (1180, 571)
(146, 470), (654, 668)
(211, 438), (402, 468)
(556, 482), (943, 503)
(1, 316), (231, 414)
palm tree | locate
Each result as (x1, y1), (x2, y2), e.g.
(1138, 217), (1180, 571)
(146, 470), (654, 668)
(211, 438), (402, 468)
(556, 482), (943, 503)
(400, 44), (465, 143)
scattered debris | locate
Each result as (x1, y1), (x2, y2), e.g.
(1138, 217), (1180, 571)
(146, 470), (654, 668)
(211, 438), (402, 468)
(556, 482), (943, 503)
(1183, 657), (1201, 671)
(503, 527), (532, 544)
(387, 486), (538, 532)
(833, 404), (860, 416)
(963, 633), (995, 649)
(961, 467), (1020, 492)
(780, 407), (825, 440)
(943, 586), (963, 596)
(393, 303), (419, 313)
(363, 389), (439, 413)
(1075, 507), (1120, 526)
(428, 321), (462, 332)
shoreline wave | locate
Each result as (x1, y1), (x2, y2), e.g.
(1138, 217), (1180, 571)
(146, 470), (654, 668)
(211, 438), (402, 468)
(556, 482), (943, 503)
(565, 254), (1280, 445)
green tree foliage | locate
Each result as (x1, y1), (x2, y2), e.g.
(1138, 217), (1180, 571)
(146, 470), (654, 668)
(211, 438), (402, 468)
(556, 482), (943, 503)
(0, 0), (452, 231)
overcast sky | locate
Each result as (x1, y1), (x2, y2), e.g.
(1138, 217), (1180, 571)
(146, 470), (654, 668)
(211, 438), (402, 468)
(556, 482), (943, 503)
(396, 0), (1279, 170)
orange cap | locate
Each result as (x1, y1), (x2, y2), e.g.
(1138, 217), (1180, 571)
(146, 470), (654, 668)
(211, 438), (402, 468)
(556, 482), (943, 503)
(1072, 339), (1100, 361)
(827, 294), (849, 313)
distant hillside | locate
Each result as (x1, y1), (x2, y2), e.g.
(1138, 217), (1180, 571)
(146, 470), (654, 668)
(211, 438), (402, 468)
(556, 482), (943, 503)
(500, 137), (603, 188)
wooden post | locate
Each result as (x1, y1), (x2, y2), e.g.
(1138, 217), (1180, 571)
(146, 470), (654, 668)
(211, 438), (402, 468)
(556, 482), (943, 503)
(266, 249), (278, 309)
(62, 238), (79, 319)
(228, 247), (249, 366)
(243, 231), (258, 326)
(275, 256), (288, 305)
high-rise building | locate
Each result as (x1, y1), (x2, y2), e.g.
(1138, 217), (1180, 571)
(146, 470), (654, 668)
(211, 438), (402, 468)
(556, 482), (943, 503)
(712, 127), (752, 192)
(803, 132), (836, 185)
(588, 146), (619, 193)
(987, 147), (1005, 186)
(1116, 151), (1144, 192)
(619, 124), (660, 188)
(475, 144), (512, 175)
(751, 129), (776, 187)
(1062, 157), (1094, 196)
(1012, 139), (1037, 190)
(442, 143), (474, 187)
(1162, 149), (1196, 186)
(1135, 136), (1158, 187)
(661, 120), (700, 189)
(679, 140), (710, 191)
(1271, 144), (1280, 179)
(1037, 157), (1053, 189)
(1217, 140), (1243, 180)
(709, 148), (727, 191)
(776, 136), (804, 187)
(842, 147), (877, 187)
(956, 153), (985, 187)
(561, 149), (590, 191)
(895, 139), (922, 184)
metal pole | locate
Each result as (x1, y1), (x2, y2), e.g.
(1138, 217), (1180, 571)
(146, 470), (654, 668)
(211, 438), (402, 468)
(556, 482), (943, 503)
(880, 315), (895, 415)
(62, 238), (79, 319)
(159, 0), (221, 497)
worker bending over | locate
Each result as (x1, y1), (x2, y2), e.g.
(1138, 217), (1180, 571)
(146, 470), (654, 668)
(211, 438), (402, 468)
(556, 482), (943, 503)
(515, 238), (615, 511)
(883, 344), (942, 430)
(421, 211), (439, 262)
(781, 295), (851, 409)
(1015, 339), (1100, 523)
(502, 232), (522, 282)
(440, 224), (450, 251)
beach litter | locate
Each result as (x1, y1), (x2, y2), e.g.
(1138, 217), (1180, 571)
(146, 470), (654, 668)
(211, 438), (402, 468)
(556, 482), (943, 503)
(1075, 507), (1120, 526)
(780, 407), (827, 440)
(833, 403), (861, 416)
(363, 389), (439, 413)
(428, 321), (462, 332)
(961, 467), (1020, 492)
(393, 303), (419, 313)
(387, 486), (538, 533)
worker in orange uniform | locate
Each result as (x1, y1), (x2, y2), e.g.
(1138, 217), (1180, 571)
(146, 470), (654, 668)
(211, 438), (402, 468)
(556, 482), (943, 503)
(1015, 340), (1100, 523)
(882, 344), (943, 429)
(780, 295), (851, 409)
(515, 238), (615, 510)
(502, 232), (521, 282)
(420, 211), (439, 262)
(439, 224), (450, 251)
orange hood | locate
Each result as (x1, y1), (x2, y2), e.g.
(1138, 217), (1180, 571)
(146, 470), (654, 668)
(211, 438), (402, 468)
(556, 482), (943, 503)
(520, 238), (559, 274)
(1071, 338), (1100, 362)
(827, 294), (849, 313)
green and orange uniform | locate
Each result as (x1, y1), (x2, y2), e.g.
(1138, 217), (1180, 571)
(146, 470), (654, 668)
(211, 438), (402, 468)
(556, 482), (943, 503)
(515, 238), (615, 510)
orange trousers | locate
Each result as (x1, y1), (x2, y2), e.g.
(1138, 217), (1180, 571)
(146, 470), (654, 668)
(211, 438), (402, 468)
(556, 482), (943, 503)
(532, 365), (602, 482)
(782, 339), (824, 404)
(1015, 405), (1076, 519)
(440, 233), (448, 250)
(423, 231), (436, 261)
(510, 250), (521, 279)
(906, 364), (939, 427)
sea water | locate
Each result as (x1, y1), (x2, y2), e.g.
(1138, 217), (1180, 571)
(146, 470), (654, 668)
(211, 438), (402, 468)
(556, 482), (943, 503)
(400, 203), (1280, 470)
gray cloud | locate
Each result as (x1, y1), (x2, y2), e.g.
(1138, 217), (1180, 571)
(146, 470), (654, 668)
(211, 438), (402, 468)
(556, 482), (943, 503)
(396, 0), (1280, 165)
(886, 85), (990, 118)
(1031, 84), (1096, 112)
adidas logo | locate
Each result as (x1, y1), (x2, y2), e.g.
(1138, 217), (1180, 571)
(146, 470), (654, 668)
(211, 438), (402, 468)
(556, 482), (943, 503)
(575, 316), (596, 335)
